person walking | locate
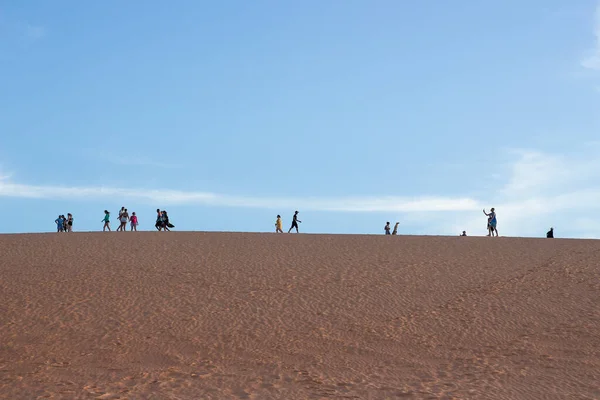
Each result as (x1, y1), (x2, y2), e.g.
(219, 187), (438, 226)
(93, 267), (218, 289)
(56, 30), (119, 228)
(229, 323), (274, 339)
(66, 213), (73, 232)
(392, 222), (399, 235)
(155, 209), (163, 231)
(161, 211), (172, 231)
(122, 209), (130, 231)
(102, 210), (111, 231)
(275, 215), (283, 233)
(288, 211), (301, 233)
(116, 207), (125, 231)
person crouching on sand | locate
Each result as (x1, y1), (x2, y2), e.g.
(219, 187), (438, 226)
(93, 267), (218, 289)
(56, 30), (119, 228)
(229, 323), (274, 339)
(102, 210), (111, 231)
(392, 222), (399, 235)
(461, 231), (467, 236)
(547, 227), (554, 238)
(384, 222), (391, 235)
(130, 212), (138, 231)
(275, 215), (283, 233)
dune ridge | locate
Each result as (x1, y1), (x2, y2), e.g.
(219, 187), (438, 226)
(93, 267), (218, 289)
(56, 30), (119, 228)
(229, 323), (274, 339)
(1, 232), (599, 399)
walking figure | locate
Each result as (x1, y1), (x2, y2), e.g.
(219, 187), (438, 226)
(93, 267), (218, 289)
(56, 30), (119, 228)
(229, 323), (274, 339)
(288, 211), (301, 233)
(275, 215), (283, 233)
(102, 210), (111, 231)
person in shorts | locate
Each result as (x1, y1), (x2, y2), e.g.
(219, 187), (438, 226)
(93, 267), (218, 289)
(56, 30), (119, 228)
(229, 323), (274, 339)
(130, 212), (138, 231)
(102, 210), (111, 231)
(288, 211), (301, 233)
(483, 208), (498, 237)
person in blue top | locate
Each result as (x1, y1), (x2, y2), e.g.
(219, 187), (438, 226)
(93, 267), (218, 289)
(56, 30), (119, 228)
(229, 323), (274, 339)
(55, 215), (64, 232)
(102, 210), (111, 232)
(483, 208), (498, 237)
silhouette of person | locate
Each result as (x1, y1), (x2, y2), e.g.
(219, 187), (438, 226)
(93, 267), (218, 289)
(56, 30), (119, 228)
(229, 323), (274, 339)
(288, 211), (301, 233)
(547, 227), (554, 238)
(392, 222), (399, 235)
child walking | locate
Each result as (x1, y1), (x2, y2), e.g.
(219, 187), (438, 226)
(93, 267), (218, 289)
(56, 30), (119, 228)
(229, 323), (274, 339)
(275, 215), (283, 233)
(102, 210), (111, 231)
(130, 212), (138, 231)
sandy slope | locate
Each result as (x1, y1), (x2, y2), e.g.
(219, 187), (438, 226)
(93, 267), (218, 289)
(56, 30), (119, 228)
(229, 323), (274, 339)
(0, 232), (599, 399)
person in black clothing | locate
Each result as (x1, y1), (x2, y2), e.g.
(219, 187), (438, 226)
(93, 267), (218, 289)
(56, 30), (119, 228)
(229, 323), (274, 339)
(546, 227), (554, 238)
(155, 208), (163, 231)
(162, 211), (172, 232)
(288, 211), (301, 233)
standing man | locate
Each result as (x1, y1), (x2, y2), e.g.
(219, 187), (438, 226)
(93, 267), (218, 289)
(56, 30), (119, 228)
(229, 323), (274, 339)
(288, 211), (301, 233)
(483, 208), (498, 237)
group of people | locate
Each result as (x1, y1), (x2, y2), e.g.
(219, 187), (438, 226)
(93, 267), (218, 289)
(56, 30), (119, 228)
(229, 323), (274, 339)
(275, 211), (302, 233)
(155, 209), (174, 231)
(382, 208), (499, 237)
(101, 207), (139, 231)
(54, 214), (74, 232)
(459, 210), (554, 238)
(52, 205), (559, 238)
(100, 208), (175, 232)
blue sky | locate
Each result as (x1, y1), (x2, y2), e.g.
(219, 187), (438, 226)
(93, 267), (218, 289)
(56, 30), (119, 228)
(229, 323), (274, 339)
(2, 0), (600, 237)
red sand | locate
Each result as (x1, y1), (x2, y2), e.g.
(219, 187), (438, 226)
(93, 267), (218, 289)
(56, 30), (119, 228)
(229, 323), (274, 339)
(1, 232), (599, 399)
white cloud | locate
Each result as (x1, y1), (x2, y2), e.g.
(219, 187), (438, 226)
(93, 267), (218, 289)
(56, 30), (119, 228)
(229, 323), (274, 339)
(443, 149), (600, 238)
(0, 175), (479, 213)
(582, 3), (600, 70)
(2, 148), (600, 238)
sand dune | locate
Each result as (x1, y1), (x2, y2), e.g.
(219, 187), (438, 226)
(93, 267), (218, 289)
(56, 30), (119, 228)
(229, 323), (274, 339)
(0, 232), (599, 399)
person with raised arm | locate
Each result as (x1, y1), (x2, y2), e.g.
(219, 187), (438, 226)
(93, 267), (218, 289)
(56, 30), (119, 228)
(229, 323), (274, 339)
(483, 208), (498, 237)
